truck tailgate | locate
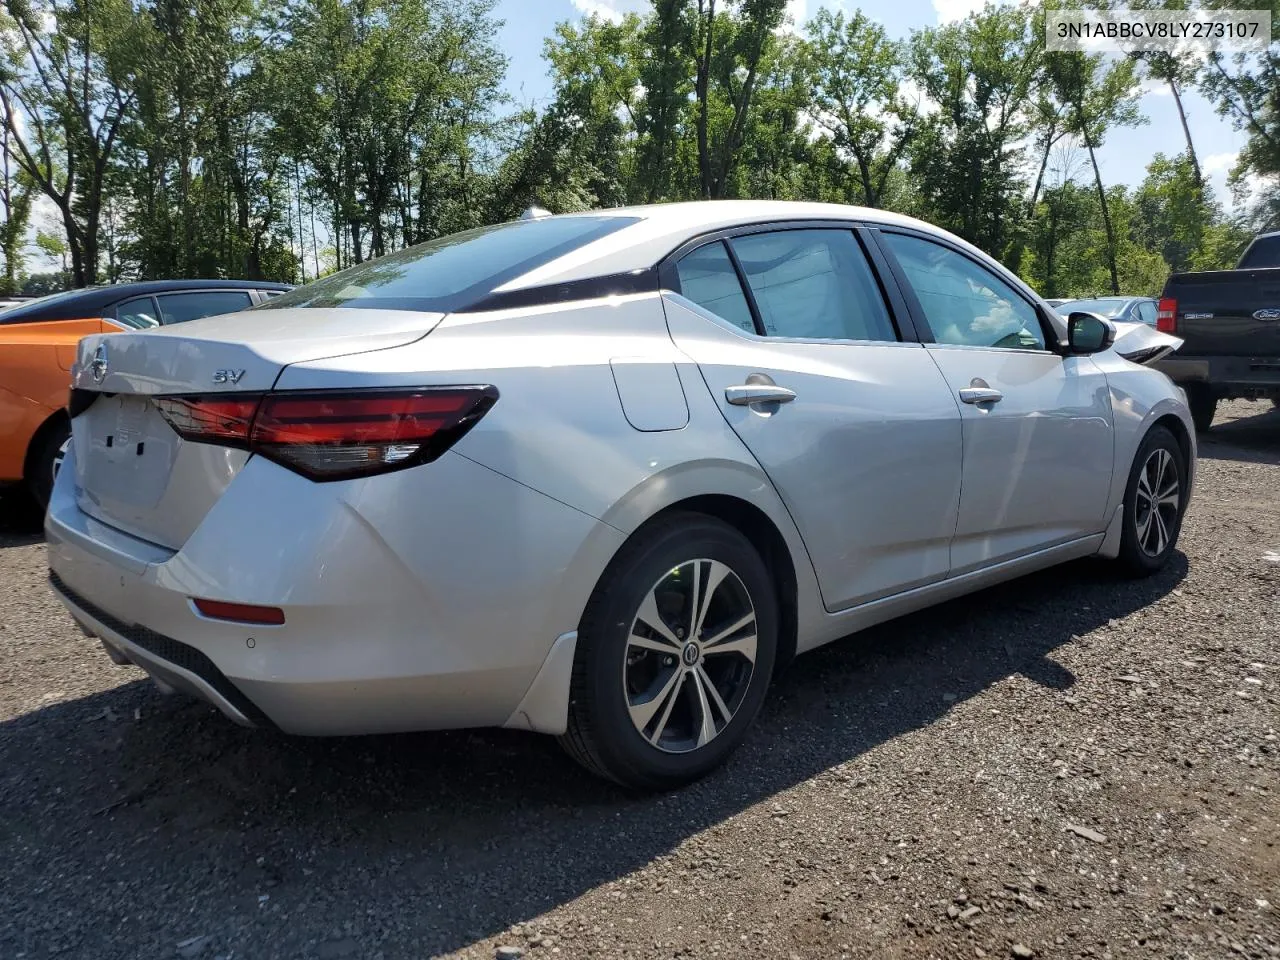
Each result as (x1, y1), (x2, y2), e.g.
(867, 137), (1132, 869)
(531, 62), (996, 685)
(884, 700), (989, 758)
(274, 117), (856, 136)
(1166, 267), (1280, 356)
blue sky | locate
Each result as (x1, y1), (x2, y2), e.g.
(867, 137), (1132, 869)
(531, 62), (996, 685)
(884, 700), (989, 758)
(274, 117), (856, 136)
(494, 0), (1254, 208)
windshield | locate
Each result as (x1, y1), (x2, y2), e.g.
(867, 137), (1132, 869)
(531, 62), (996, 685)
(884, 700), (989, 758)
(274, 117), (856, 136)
(1057, 298), (1130, 318)
(257, 215), (641, 314)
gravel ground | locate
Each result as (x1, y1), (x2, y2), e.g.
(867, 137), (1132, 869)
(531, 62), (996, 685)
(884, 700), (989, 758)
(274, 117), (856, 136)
(1, 399), (1277, 960)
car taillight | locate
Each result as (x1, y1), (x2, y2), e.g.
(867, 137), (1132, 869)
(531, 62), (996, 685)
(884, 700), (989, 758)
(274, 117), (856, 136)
(155, 396), (261, 444)
(156, 386), (497, 481)
(1156, 297), (1177, 333)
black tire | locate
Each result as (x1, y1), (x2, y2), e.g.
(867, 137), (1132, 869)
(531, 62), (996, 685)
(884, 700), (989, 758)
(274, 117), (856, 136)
(26, 419), (70, 511)
(1115, 425), (1187, 577)
(560, 512), (778, 791)
(1186, 386), (1216, 433)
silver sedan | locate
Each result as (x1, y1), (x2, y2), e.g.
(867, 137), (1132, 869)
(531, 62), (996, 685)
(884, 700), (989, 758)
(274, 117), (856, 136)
(47, 201), (1195, 789)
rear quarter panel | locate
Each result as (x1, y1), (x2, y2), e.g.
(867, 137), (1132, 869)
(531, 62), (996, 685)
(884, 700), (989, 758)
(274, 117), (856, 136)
(272, 294), (830, 653)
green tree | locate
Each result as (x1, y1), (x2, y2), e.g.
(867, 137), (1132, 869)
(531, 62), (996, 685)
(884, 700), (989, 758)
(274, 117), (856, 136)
(907, 4), (1041, 259)
(691, 0), (789, 199)
(1198, 0), (1279, 227)
(0, 126), (32, 293)
(1047, 51), (1145, 294)
(1131, 152), (1218, 273)
(0, 0), (147, 285)
(806, 7), (915, 207)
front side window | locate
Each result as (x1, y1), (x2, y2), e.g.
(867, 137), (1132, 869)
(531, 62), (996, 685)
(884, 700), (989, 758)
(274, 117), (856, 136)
(729, 229), (897, 342)
(674, 241), (756, 334)
(884, 232), (1046, 351)
(255, 215), (640, 314)
(156, 291), (253, 324)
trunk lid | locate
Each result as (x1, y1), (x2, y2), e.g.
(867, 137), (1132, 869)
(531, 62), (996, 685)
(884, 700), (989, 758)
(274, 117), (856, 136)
(69, 307), (443, 550)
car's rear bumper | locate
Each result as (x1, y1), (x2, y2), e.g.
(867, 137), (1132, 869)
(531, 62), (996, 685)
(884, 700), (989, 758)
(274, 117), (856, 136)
(1154, 355), (1280, 397)
(45, 449), (625, 736)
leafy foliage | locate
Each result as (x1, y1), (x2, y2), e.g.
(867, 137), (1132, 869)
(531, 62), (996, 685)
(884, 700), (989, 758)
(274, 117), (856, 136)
(0, 0), (1268, 293)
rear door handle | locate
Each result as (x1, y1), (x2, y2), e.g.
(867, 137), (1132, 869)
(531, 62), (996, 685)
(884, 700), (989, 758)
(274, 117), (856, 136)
(959, 387), (1003, 404)
(725, 384), (797, 406)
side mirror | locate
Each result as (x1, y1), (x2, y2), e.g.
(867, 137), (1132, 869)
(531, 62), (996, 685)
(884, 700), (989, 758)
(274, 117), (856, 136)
(1066, 311), (1116, 355)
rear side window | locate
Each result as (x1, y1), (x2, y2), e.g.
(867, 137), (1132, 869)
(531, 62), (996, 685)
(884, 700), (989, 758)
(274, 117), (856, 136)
(256, 216), (640, 314)
(674, 242), (756, 334)
(114, 296), (159, 329)
(730, 230), (897, 342)
(1239, 235), (1280, 268)
(1136, 301), (1157, 325)
(156, 290), (253, 324)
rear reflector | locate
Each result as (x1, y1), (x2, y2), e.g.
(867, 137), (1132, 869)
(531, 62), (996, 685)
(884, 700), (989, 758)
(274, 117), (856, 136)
(156, 386), (498, 481)
(1156, 297), (1177, 333)
(193, 598), (286, 625)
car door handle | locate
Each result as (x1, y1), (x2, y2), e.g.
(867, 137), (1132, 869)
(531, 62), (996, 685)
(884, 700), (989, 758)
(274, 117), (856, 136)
(725, 384), (797, 406)
(959, 387), (1003, 404)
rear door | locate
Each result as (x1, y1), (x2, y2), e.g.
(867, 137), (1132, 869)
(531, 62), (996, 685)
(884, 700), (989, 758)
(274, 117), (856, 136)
(663, 224), (963, 612)
(876, 229), (1114, 574)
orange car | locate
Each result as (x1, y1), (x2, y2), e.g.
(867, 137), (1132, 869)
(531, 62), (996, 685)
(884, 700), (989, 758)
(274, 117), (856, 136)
(1, 281), (290, 507)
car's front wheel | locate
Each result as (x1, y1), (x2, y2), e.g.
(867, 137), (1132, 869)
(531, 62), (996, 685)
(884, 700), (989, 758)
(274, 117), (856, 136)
(1115, 425), (1187, 577)
(560, 513), (777, 790)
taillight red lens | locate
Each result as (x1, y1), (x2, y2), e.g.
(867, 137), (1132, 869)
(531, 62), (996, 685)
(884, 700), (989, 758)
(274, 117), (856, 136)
(155, 396), (261, 445)
(156, 387), (497, 481)
(1156, 297), (1177, 333)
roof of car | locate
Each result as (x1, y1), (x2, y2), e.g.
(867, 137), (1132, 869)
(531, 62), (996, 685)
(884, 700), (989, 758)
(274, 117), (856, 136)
(502, 200), (1000, 293)
(0, 279), (292, 325)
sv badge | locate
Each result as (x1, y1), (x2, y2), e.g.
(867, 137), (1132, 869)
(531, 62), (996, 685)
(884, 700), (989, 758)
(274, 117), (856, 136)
(213, 369), (246, 384)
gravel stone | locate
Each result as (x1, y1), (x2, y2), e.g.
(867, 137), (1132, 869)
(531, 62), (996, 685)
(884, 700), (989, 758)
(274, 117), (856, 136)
(2, 400), (1279, 960)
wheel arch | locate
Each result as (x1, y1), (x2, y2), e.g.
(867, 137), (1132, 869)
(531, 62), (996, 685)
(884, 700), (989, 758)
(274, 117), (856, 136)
(1152, 412), (1192, 476)
(23, 406), (69, 484)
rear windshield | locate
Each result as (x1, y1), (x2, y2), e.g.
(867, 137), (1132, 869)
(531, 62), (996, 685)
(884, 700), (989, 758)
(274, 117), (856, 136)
(0, 288), (95, 324)
(256, 216), (640, 314)
(1238, 235), (1280, 269)
(1057, 298), (1130, 318)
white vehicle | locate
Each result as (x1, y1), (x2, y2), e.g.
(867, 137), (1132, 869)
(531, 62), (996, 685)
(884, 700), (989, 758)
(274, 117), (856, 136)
(47, 201), (1195, 789)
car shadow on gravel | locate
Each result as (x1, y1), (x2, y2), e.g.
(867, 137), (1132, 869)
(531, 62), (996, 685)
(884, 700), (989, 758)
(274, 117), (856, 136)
(1198, 403), (1280, 465)
(0, 491), (43, 547)
(0, 552), (1186, 958)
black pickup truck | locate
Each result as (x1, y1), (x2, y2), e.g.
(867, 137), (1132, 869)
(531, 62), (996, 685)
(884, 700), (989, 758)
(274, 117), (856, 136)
(1155, 230), (1280, 431)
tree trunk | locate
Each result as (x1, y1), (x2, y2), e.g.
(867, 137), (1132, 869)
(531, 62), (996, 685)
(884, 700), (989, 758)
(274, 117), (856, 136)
(1046, 199), (1058, 298)
(1028, 125), (1060, 218)
(60, 204), (87, 288)
(1169, 77), (1203, 189)
(1080, 118), (1120, 295)
(852, 149), (875, 207)
(695, 0), (716, 200)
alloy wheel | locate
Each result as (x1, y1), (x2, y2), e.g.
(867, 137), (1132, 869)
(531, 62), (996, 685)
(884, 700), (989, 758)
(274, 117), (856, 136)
(623, 559), (757, 754)
(51, 437), (70, 485)
(1134, 447), (1180, 557)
